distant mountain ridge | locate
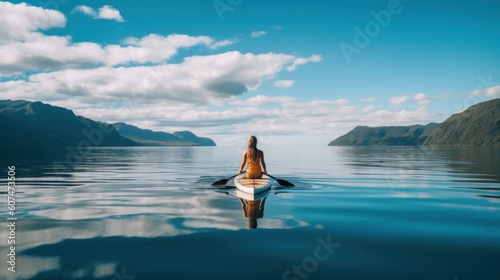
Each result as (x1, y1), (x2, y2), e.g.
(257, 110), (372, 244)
(424, 98), (500, 146)
(0, 100), (216, 147)
(113, 123), (216, 146)
(0, 100), (137, 148)
(328, 98), (500, 146)
(173, 131), (216, 146)
(329, 123), (439, 146)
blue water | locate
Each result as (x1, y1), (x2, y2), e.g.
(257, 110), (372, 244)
(1, 146), (499, 280)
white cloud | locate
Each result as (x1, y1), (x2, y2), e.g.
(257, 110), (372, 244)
(389, 95), (409, 107)
(97, 5), (125, 22)
(413, 93), (430, 110)
(286, 54), (322, 71)
(273, 79), (295, 89)
(467, 85), (500, 98)
(0, 1), (66, 43)
(359, 97), (376, 102)
(115, 34), (236, 64)
(0, 51), (306, 106)
(208, 39), (238, 49)
(0, 30), (237, 76)
(251, 31), (268, 38)
(72, 5), (124, 22)
(284, 99), (349, 108)
(389, 93), (431, 110)
(229, 95), (295, 107)
(72, 5), (94, 16)
(413, 93), (427, 102)
(362, 105), (375, 112)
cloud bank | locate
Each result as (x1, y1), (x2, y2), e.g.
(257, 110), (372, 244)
(0, 1), (320, 108)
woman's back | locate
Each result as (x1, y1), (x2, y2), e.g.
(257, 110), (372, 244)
(246, 149), (262, 174)
(238, 136), (267, 179)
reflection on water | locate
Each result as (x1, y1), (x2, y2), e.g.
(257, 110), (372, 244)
(236, 189), (270, 229)
(0, 146), (499, 279)
(434, 146), (500, 182)
(337, 146), (500, 183)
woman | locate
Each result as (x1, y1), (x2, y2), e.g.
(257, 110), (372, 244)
(238, 136), (267, 179)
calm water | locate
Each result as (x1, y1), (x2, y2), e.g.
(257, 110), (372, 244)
(1, 146), (499, 280)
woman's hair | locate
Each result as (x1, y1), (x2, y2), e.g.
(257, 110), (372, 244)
(247, 135), (258, 162)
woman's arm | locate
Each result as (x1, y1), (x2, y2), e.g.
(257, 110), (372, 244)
(238, 152), (247, 174)
(260, 151), (267, 174)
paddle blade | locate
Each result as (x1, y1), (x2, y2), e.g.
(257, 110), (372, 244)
(266, 174), (295, 187)
(211, 179), (229, 186)
(276, 179), (294, 187)
(212, 173), (243, 186)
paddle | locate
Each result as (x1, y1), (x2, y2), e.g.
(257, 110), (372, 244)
(267, 174), (294, 187)
(212, 172), (294, 187)
(211, 172), (244, 186)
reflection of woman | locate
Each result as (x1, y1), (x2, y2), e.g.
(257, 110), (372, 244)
(238, 136), (267, 179)
(240, 197), (267, 229)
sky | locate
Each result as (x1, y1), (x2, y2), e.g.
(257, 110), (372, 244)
(1, 0), (499, 147)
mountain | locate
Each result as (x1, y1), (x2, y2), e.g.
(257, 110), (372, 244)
(113, 123), (216, 146)
(328, 123), (439, 146)
(424, 98), (500, 146)
(0, 100), (137, 148)
(173, 131), (216, 146)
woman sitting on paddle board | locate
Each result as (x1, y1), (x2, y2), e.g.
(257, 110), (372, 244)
(238, 136), (267, 179)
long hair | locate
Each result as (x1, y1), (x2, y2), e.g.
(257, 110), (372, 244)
(247, 135), (258, 162)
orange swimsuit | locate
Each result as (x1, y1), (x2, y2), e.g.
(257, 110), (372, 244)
(246, 156), (262, 179)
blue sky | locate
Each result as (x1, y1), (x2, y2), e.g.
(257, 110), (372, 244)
(1, 0), (499, 146)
